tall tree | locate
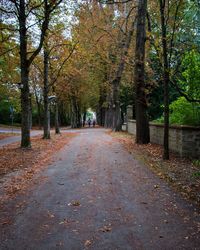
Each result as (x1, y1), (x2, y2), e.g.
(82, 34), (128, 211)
(1, 0), (62, 147)
(148, 0), (200, 158)
(43, 40), (51, 139)
(134, 0), (150, 144)
(159, 0), (170, 159)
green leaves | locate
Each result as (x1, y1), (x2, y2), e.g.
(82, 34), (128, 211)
(169, 97), (200, 126)
(179, 50), (200, 101)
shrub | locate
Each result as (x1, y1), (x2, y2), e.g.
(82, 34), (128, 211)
(169, 97), (200, 126)
(153, 97), (200, 126)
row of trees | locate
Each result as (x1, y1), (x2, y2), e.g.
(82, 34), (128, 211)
(0, 0), (200, 159)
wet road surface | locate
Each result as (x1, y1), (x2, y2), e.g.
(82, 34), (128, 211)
(0, 128), (200, 249)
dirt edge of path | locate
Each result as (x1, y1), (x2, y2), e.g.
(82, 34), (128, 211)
(0, 133), (77, 216)
(110, 131), (200, 210)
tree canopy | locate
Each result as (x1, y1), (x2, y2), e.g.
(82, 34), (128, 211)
(0, 0), (199, 157)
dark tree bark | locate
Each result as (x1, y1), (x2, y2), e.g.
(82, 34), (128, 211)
(159, 0), (169, 159)
(134, 0), (150, 144)
(59, 101), (70, 126)
(83, 111), (87, 127)
(42, 39), (77, 137)
(104, 91), (113, 128)
(112, 78), (122, 131)
(55, 101), (60, 134)
(33, 87), (42, 129)
(97, 83), (106, 126)
(16, 0), (63, 147)
(43, 47), (51, 139)
(71, 96), (81, 128)
(111, 16), (136, 131)
(29, 93), (32, 129)
(19, 0), (31, 147)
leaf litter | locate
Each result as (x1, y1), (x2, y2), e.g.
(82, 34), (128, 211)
(0, 133), (76, 215)
(110, 131), (200, 209)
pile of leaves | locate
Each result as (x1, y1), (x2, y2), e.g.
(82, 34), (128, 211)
(0, 133), (76, 204)
(111, 131), (200, 208)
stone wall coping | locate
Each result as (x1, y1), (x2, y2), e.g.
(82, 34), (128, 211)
(128, 119), (200, 131)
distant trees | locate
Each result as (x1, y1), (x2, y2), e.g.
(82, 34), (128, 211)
(0, 0), (199, 158)
(73, 1), (138, 131)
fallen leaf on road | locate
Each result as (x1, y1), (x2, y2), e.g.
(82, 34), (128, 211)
(114, 207), (121, 211)
(68, 201), (81, 207)
(57, 182), (65, 185)
(47, 211), (55, 218)
(84, 240), (92, 247)
(72, 201), (81, 206)
(59, 218), (70, 225)
(0, 219), (12, 226)
(100, 224), (112, 232)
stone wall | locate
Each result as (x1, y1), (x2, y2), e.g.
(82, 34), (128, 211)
(123, 119), (200, 158)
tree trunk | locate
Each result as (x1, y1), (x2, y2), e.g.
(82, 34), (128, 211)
(34, 88), (42, 129)
(55, 101), (60, 134)
(18, 0), (56, 147)
(29, 93), (32, 130)
(135, 0), (150, 144)
(104, 92), (113, 128)
(43, 47), (51, 139)
(83, 111), (87, 127)
(19, 0), (31, 148)
(21, 70), (31, 148)
(159, 0), (169, 159)
(112, 78), (122, 131)
(105, 107), (113, 128)
(97, 84), (106, 126)
(71, 104), (76, 128)
(110, 14), (136, 131)
(71, 96), (81, 128)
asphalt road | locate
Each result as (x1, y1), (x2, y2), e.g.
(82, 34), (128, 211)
(0, 128), (200, 249)
(0, 127), (70, 147)
(0, 127), (82, 147)
(0, 129), (43, 147)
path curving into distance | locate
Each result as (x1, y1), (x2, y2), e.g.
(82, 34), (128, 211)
(0, 128), (199, 249)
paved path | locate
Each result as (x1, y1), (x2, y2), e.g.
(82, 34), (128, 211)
(0, 128), (71, 147)
(0, 128), (200, 249)
(0, 127), (80, 147)
(0, 130), (42, 147)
